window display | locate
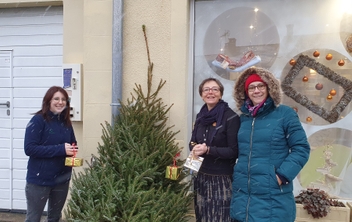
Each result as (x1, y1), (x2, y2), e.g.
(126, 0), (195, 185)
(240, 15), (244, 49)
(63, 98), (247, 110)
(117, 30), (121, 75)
(193, 0), (352, 198)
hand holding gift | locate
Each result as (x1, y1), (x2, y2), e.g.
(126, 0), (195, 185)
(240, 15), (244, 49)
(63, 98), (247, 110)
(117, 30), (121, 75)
(65, 143), (83, 167)
(65, 142), (77, 156)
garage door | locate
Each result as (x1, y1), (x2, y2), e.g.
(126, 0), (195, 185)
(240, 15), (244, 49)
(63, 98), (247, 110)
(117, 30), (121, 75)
(0, 6), (63, 211)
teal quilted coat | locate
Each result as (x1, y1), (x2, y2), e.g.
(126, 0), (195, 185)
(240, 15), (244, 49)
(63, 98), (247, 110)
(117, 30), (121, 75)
(230, 67), (310, 222)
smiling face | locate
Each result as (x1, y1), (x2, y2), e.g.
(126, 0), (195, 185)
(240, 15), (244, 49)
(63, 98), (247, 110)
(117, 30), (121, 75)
(247, 81), (268, 106)
(201, 80), (222, 110)
(50, 91), (67, 114)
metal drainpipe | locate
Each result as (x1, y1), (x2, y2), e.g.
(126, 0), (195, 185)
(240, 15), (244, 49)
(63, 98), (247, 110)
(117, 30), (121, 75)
(111, 0), (124, 125)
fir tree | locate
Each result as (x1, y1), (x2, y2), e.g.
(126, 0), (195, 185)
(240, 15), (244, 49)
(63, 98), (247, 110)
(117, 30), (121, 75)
(64, 25), (192, 222)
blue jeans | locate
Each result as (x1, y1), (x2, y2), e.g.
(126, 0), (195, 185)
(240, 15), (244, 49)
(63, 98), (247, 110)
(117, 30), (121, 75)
(25, 181), (70, 222)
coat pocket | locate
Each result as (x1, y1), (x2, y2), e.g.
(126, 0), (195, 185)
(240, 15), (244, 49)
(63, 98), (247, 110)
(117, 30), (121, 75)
(249, 163), (279, 195)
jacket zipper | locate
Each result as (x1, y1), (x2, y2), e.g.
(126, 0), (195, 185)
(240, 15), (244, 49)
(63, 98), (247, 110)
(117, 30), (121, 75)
(246, 117), (255, 222)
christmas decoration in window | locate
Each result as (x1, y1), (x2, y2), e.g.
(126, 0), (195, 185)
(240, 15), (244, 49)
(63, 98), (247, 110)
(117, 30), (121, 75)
(281, 54), (352, 123)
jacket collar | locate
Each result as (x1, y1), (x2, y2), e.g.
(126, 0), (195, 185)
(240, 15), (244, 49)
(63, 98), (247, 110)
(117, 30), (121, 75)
(241, 97), (275, 117)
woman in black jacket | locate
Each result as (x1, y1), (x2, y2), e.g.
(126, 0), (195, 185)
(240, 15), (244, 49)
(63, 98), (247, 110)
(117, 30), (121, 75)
(190, 78), (240, 222)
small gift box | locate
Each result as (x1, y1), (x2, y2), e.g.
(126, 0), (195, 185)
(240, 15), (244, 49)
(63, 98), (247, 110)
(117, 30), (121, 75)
(65, 143), (83, 167)
(65, 157), (84, 167)
(165, 165), (181, 180)
(165, 152), (181, 180)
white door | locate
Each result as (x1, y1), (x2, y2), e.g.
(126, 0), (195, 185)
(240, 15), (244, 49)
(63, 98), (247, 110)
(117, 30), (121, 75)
(0, 50), (13, 209)
(0, 6), (63, 211)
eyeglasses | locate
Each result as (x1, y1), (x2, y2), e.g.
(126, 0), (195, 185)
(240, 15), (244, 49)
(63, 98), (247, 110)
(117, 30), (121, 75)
(52, 97), (67, 102)
(202, 87), (220, 93)
(247, 84), (266, 92)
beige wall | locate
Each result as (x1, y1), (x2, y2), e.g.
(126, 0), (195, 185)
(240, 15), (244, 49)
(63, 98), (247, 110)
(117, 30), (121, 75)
(123, 0), (190, 158)
(78, 0), (190, 161)
(1, 0), (191, 162)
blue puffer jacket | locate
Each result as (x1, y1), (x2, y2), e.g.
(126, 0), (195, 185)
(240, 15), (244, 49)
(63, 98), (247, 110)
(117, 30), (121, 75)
(24, 111), (76, 187)
(230, 97), (310, 222)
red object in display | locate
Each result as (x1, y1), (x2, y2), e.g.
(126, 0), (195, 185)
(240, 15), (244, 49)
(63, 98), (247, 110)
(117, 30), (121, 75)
(315, 83), (323, 90)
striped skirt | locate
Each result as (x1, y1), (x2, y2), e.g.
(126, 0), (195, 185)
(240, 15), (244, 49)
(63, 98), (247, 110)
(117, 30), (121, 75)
(193, 172), (233, 222)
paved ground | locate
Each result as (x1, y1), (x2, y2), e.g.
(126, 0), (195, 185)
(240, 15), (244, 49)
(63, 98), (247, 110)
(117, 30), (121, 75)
(0, 200), (196, 221)
(0, 200), (196, 222)
(0, 211), (26, 222)
(0, 212), (195, 222)
(0, 211), (49, 222)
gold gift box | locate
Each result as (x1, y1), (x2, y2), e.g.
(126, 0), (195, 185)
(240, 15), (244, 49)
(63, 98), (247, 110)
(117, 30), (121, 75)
(65, 157), (84, 167)
(165, 166), (181, 180)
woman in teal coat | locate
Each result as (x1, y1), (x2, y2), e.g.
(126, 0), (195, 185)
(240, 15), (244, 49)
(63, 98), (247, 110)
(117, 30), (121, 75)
(230, 67), (310, 222)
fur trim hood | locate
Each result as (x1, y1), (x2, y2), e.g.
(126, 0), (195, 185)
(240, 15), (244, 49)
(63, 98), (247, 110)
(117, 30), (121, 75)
(233, 67), (282, 110)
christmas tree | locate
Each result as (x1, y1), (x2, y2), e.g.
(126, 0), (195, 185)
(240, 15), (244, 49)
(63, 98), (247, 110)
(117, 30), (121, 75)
(64, 25), (192, 222)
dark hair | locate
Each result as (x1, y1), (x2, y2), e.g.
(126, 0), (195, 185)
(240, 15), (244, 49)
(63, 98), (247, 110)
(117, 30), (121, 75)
(198, 78), (224, 96)
(35, 86), (72, 127)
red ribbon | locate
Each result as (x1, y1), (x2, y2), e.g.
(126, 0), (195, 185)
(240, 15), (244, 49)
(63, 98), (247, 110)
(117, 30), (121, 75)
(71, 143), (77, 166)
(168, 152), (180, 179)
(173, 152), (180, 167)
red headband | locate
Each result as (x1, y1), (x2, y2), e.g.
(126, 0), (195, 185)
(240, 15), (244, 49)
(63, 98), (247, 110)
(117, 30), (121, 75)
(245, 74), (264, 92)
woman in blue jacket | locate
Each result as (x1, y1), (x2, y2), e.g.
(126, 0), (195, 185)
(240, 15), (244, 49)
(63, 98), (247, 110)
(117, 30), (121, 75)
(230, 67), (310, 222)
(24, 86), (77, 222)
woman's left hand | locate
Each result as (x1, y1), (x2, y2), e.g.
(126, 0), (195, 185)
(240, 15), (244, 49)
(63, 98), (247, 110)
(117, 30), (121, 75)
(192, 143), (207, 156)
(276, 174), (282, 185)
(65, 143), (77, 156)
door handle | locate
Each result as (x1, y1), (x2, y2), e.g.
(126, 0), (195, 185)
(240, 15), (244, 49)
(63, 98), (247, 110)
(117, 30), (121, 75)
(0, 101), (10, 108)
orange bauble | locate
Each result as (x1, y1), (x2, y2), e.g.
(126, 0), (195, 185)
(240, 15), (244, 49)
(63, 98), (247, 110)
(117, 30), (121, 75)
(330, 89), (336, 96)
(302, 76), (309, 82)
(289, 59), (296, 66)
(306, 117), (312, 122)
(313, 51), (320, 57)
(326, 53), (333, 60)
(338, 59), (345, 66)
(327, 94), (333, 100)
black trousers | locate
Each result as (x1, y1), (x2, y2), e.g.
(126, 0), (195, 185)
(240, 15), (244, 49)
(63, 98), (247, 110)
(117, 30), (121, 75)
(25, 181), (70, 222)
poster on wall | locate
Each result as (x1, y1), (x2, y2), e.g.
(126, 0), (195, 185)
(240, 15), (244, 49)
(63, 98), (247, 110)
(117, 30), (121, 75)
(193, 0), (352, 198)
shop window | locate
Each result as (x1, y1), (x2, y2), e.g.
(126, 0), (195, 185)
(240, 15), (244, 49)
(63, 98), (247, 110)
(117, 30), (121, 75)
(192, 0), (352, 198)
